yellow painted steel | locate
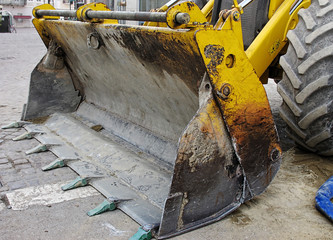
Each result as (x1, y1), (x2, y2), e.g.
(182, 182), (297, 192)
(232, 0), (243, 14)
(195, 10), (281, 188)
(32, 4), (58, 20)
(32, 18), (53, 47)
(76, 2), (118, 24)
(246, 0), (311, 78)
(145, 1), (209, 28)
(268, 0), (284, 19)
(195, 15), (269, 118)
(201, 0), (214, 19)
(166, 1), (207, 29)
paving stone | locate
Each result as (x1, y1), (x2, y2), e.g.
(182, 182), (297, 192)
(1, 174), (21, 183)
(0, 159), (9, 164)
(13, 159), (28, 165)
(2, 139), (36, 152)
(19, 168), (36, 175)
(26, 179), (40, 186)
(10, 130), (25, 137)
(4, 135), (15, 140)
(0, 169), (17, 176)
(18, 172), (39, 181)
(14, 164), (31, 170)
(0, 140), (3, 144)
(0, 186), (9, 192)
(0, 153), (6, 159)
(5, 151), (24, 161)
(7, 181), (27, 190)
(0, 164), (12, 170)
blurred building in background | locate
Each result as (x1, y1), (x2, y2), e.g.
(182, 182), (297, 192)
(0, 0), (168, 28)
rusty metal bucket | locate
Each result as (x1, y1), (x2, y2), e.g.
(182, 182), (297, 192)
(15, 3), (281, 238)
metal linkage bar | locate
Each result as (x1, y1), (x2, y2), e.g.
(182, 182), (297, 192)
(86, 10), (167, 22)
(35, 9), (190, 24)
(36, 10), (77, 18)
(239, 0), (255, 9)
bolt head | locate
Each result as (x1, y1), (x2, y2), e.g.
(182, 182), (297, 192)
(270, 148), (281, 162)
(223, 86), (230, 96)
(233, 11), (240, 21)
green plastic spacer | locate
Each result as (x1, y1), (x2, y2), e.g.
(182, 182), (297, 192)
(42, 158), (66, 171)
(87, 199), (117, 216)
(61, 176), (88, 191)
(1, 121), (28, 129)
(12, 132), (34, 141)
(130, 227), (152, 240)
(25, 144), (49, 155)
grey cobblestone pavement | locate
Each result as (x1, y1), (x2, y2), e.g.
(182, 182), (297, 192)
(0, 28), (140, 240)
(0, 28), (77, 195)
(0, 127), (77, 192)
(0, 28), (332, 240)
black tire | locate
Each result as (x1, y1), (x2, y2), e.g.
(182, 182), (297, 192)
(278, 0), (333, 156)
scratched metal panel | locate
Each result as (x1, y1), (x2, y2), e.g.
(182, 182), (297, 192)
(40, 20), (206, 143)
(25, 112), (173, 225)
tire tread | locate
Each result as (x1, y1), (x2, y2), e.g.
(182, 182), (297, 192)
(278, 0), (333, 156)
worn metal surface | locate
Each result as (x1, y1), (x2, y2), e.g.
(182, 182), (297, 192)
(35, 9), (176, 23)
(22, 3), (282, 238)
(195, 14), (281, 197)
(32, 19), (205, 145)
(25, 113), (170, 226)
(159, 76), (245, 238)
(22, 40), (81, 120)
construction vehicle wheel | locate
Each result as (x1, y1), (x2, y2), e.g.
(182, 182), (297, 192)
(278, 0), (333, 156)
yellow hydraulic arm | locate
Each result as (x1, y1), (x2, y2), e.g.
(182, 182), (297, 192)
(245, 0), (311, 77)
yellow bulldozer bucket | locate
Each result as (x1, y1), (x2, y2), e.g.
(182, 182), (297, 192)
(10, 1), (286, 238)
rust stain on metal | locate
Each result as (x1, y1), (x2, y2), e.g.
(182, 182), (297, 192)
(160, 97), (245, 235)
(224, 103), (281, 191)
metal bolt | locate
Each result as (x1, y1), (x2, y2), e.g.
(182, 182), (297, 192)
(223, 86), (230, 96)
(270, 148), (281, 162)
(222, 86), (231, 97)
(217, 84), (232, 100)
(233, 11), (240, 21)
(225, 54), (235, 68)
(175, 12), (190, 25)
